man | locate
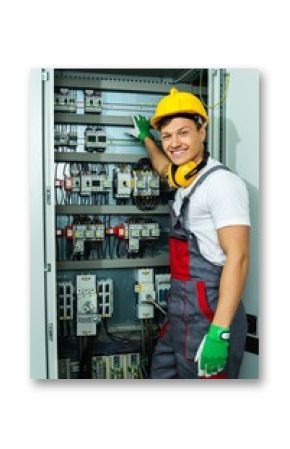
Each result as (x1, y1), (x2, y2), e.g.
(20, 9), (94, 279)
(129, 88), (250, 379)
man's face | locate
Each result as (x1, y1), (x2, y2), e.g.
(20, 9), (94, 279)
(160, 117), (206, 166)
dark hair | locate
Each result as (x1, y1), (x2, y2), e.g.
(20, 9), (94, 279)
(157, 113), (205, 131)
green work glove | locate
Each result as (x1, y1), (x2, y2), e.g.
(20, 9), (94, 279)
(194, 324), (230, 377)
(128, 115), (152, 142)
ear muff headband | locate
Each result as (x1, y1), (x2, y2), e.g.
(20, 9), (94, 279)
(167, 151), (209, 188)
(168, 164), (179, 188)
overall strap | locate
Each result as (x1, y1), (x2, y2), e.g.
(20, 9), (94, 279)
(180, 165), (230, 215)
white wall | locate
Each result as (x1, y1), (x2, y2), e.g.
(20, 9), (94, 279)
(225, 69), (259, 378)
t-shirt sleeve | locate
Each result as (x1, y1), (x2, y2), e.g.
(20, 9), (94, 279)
(206, 171), (251, 229)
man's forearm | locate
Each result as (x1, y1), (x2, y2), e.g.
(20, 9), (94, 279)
(143, 136), (170, 178)
(213, 254), (248, 328)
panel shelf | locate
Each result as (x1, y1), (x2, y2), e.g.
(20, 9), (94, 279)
(56, 205), (170, 215)
(54, 152), (146, 164)
(57, 255), (169, 270)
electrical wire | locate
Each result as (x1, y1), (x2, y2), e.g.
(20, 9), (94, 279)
(199, 69), (231, 110)
(54, 163), (60, 205)
(172, 69), (195, 84)
(143, 296), (167, 315)
(102, 319), (131, 343)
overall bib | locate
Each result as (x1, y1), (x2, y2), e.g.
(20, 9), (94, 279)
(151, 166), (247, 379)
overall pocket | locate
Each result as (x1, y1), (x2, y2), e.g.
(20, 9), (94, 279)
(183, 280), (217, 360)
(195, 280), (215, 322)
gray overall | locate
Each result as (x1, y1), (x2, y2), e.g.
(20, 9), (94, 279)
(151, 166), (247, 379)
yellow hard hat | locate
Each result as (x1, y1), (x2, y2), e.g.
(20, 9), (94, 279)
(151, 87), (208, 129)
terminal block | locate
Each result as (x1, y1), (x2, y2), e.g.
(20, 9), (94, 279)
(91, 353), (141, 379)
(91, 356), (107, 379)
(57, 281), (74, 320)
(57, 281), (74, 337)
(97, 279), (113, 317)
(124, 353), (141, 379)
(59, 359), (80, 379)
(107, 354), (124, 379)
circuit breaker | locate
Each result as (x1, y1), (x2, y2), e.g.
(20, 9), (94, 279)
(155, 274), (171, 307)
(84, 90), (102, 114)
(114, 169), (132, 198)
(54, 88), (77, 113)
(76, 274), (99, 336)
(135, 269), (155, 319)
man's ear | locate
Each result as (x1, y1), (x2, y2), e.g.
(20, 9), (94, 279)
(200, 124), (207, 142)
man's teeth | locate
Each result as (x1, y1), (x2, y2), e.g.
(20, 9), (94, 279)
(172, 150), (185, 155)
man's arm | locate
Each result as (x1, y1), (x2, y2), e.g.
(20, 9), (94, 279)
(213, 225), (250, 328)
(143, 136), (170, 178)
(128, 116), (170, 178)
(195, 224), (249, 377)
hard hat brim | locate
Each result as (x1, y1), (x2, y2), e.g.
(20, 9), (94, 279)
(151, 110), (208, 129)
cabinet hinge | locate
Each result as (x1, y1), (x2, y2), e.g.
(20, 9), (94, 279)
(42, 70), (49, 81)
(44, 263), (51, 273)
(48, 323), (54, 342)
(46, 187), (51, 205)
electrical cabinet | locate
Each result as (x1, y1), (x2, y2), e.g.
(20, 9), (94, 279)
(30, 68), (259, 379)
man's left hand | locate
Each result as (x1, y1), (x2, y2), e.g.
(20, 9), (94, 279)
(195, 324), (230, 377)
(128, 115), (152, 142)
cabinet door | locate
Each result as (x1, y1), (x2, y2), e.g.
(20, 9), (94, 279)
(30, 69), (58, 379)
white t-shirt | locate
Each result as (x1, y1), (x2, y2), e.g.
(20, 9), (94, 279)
(173, 157), (250, 266)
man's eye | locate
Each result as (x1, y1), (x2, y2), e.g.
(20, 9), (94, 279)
(180, 131), (188, 136)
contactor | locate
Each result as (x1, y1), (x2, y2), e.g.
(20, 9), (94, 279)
(84, 126), (107, 152)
